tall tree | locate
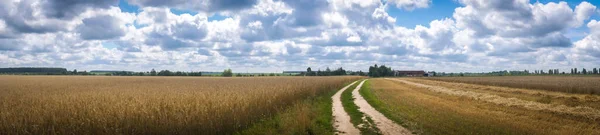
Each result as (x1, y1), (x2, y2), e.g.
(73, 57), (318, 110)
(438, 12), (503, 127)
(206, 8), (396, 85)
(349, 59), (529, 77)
(150, 69), (157, 76)
(571, 68), (574, 74)
(222, 69), (233, 77)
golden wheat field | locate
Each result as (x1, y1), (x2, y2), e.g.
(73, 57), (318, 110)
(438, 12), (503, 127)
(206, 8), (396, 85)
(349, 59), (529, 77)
(425, 76), (600, 94)
(0, 76), (361, 134)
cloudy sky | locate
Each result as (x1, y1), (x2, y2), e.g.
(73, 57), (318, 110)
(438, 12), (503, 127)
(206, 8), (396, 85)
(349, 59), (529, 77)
(1, 0), (599, 72)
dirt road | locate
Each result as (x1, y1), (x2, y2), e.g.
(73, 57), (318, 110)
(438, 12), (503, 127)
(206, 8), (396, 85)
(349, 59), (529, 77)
(332, 81), (360, 135)
(352, 80), (413, 135)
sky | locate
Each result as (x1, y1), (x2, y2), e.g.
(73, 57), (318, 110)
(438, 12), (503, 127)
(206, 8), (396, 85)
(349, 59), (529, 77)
(1, 0), (600, 73)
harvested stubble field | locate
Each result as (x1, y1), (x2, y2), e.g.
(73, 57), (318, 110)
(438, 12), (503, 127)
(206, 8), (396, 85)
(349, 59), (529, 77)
(425, 76), (600, 94)
(0, 76), (361, 134)
(362, 78), (600, 135)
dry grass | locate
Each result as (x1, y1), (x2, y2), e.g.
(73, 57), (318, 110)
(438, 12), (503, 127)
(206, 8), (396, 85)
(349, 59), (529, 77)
(0, 76), (361, 134)
(394, 79), (600, 120)
(408, 78), (600, 110)
(425, 76), (600, 94)
(365, 78), (600, 135)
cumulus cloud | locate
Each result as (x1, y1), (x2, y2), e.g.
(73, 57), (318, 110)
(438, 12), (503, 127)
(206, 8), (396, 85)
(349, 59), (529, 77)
(1, 0), (599, 72)
(452, 0), (596, 57)
(387, 0), (431, 11)
(77, 15), (125, 40)
(42, 0), (119, 19)
(0, 0), (119, 36)
(136, 8), (210, 50)
(0, 39), (23, 51)
(127, 0), (258, 12)
(574, 20), (600, 59)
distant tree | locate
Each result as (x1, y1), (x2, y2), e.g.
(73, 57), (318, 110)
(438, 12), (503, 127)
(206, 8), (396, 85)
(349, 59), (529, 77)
(158, 70), (173, 76)
(306, 67), (312, 76)
(368, 65), (377, 77)
(174, 71), (186, 76)
(583, 68), (587, 75)
(150, 69), (157, 76)
(574, 68), (578, 74)
(594, 68), (598, 74)
(369, 64), (380, 77)
(188, 72), (202, 76)
(368, 64), (393, 77)
(222, 69), (233, 77)
(269, 73), (275, 76)
(358, 70), (366, 76)
(330, 67), (346, 76)
(549, 69), (553, 75)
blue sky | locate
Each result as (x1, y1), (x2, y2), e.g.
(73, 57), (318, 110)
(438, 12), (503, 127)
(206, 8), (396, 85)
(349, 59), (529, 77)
(388, 0), (460, 28)
(1, 0), (600, 72)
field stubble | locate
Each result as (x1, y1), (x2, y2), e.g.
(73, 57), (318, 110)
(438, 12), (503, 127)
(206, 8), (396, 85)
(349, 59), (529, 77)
(364, 78), (600, 135)
(0, 76), (361, 134)
(425, 76), (600, 94)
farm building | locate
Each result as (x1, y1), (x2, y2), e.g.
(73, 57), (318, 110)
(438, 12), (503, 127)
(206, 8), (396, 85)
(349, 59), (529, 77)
(394, 70), (428, 77)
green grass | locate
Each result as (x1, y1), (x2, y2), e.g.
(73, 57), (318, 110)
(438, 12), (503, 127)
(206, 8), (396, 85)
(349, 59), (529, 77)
(359, 80), (415, 133)
(341, 80), (380, 135)
(236, 82), (355, 135)
(362, 79), (536, 135)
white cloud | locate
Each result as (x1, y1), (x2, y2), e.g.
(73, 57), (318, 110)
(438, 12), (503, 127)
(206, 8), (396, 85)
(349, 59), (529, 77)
(386, 0), (431, 11)
(451, 0), (597, 58)
(574, 20), (600, 60)
(127, 0), (258, 13)
(1, 0), (599, 72)
(574, 2), (597, 27)
(77, 15), (126, 40)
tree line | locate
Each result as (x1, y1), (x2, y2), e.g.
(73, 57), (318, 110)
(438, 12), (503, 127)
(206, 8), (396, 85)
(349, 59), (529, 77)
(570, 68), (600, 75)
(431, 67), (600, 77)
(108, 69), (203, 76)
(367, 64), (393, 77)
(0, 67), (69, 75)
(301, 67), (351, 76)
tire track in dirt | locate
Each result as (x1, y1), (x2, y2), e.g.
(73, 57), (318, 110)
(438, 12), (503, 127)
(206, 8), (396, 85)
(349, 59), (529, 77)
(352, 79), (413, 135)
(389, 78), (600, 120)
(332, 81), (360, 135)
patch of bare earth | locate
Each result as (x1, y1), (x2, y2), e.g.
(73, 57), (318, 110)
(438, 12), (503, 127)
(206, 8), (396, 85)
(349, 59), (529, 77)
(353, 80), (413, 135)
(332, 81), (360, 135)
